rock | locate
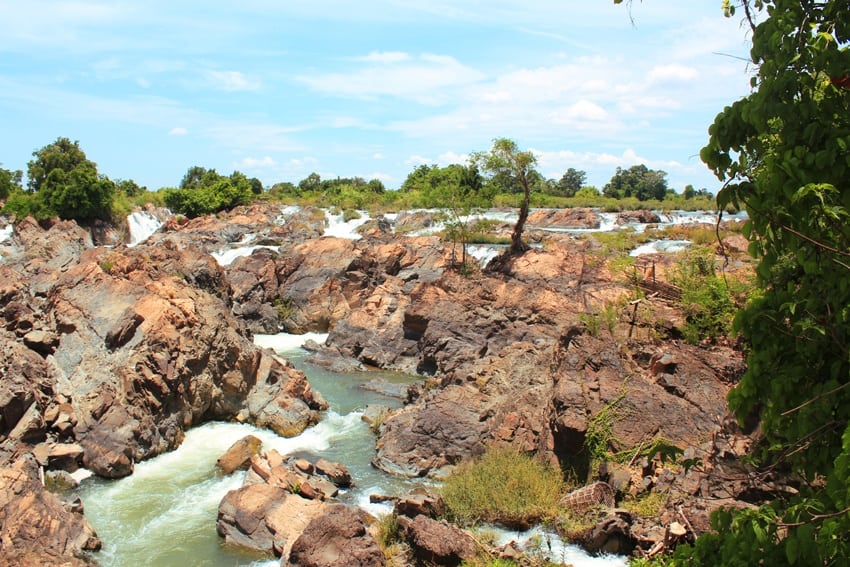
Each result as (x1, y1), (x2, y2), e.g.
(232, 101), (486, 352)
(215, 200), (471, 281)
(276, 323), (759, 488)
(22, 329), (59, 356)
(361, 405), (391, 428)
(217, 483), (322, 555)
(0, 454), (101, 559)
(617, 210), (661, 225)
(584, 509), (634, 556)
(394, 489), (445, 519)
(397, 514), (478, 566)
(373, 385), (488, 478)
(288, 504), (385, 567)
(8, 401), (46, 443)
(217, 435), (263, 474)
(103, 307), (144, 350)
(315, 458), (351, 488)
(527, 208), (601, 229)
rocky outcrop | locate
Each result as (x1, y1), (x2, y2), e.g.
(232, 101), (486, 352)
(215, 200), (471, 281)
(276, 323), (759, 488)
(217, 447), (361, 561)
(0, 454), (100, 560)
(527, 207), (601, 229)
(0, 216), (327, 562)
(617, 210), (661, 225)
(397, 515), (478, 566)
(288, 505), (385, 567)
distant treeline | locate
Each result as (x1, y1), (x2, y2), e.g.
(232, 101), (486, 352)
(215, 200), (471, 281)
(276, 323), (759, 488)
(0, 137), (719, 223)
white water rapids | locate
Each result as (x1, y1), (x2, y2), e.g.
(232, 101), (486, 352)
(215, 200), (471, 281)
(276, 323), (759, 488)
(77, 333), (628, 567)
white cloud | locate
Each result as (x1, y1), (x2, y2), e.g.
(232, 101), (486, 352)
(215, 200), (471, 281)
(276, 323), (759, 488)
(437, 151), (469, 166)
(205, 70), (260, 92)
(169, 126), (188, 135)
(648, 64), (699, 84)
(373, 152), (384, 159)
(296, 53), (485, 104)
(405, 155), (434, 166)
(237, 156), (276, 168)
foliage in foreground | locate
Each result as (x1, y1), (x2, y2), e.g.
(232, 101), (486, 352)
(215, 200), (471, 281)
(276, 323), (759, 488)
(440, 447), (566, 529)
(639, 1), (850, 565)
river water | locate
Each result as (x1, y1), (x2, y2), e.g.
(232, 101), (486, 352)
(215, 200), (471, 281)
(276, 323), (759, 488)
(77, 333), (627, 567)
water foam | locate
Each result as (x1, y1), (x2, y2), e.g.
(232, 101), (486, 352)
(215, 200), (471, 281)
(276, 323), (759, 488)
(322, 209), (371, 239)
(629, 239), (692, 256)
(127, 211), (163, 246)
(253, 332), (329, 353)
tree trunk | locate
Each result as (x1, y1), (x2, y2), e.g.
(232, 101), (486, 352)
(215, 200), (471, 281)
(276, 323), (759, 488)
(510, 186), (531, 254)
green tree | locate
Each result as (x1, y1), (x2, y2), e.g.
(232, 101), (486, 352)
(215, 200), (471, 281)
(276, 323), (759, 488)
(40, 163), (115, 221)
(16, 138), (115, 221)
(0, 165), (22, 200)
(472, 138), (538, 254)
(602, 164), (668, 201)
(163, 166), (253, 217)
(26, 137), (90, 193)
(661, 1), (850, 565)
(555, 167), (587, 197)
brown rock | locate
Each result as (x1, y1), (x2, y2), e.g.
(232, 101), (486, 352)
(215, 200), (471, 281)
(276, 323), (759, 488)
(217, 435), (263, 474)
(398, 514), (477, 566)
(0, 454), (101, 559)
(288, 504), (384, 567)
(217, 483), (327, 558)
(315, 458), (351, 488)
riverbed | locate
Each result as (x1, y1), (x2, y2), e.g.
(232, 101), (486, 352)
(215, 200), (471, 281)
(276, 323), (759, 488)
(77, 333), (628, 567)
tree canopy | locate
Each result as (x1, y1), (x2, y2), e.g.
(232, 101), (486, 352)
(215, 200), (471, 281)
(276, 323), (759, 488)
(602, 164), (668, 201)
(3, 137), (115, 222)
(162, 167), (255, 217)
(658, 1), (850, 564)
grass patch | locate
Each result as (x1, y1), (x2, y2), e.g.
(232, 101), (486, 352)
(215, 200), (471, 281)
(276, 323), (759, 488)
(441, 447), (565, 529)
(622, 492), (667, 518)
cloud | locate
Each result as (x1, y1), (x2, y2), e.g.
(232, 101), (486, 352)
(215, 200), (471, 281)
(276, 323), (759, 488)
(168, 126), (188, 135)
(237, 156), (276, 168)
(405, 155), (434, 166)
(373, 152), (384, 159)
(296, 52), (485, 104)
(205, 70), (261, 92)
(648, 64), (699, 84)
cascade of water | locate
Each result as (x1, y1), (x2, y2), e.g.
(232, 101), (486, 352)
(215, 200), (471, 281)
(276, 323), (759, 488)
(127, 211), (164, 247)
(630, 239), (692, 257)
(322, 209), (371, 239)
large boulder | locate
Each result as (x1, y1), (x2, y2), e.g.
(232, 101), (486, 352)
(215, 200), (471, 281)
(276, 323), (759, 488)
(0, 454), (100, 559)
(217, 482), (325, 556)
(397, 515), (478, 566)
(288, 505), (385, 567)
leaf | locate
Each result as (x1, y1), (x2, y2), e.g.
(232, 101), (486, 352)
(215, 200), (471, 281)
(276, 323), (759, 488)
(786, 535), (799, 565)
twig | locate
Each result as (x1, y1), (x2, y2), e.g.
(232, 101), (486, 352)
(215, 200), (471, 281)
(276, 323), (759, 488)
(781, 382), (850, 416)
(677, 505), (697, 537)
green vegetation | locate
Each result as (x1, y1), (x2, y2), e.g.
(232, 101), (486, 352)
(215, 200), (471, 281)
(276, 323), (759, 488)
(160, 167), (255, 218)
(440, 446), (566, 529)
(472, 138), (538, 254)
(618, 0), (850, 565)
(670, 250), (752, 345)
(603, 164), (669, 201)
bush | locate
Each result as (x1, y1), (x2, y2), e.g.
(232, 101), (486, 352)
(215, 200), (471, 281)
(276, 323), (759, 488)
(440, 447), (565, 529)
(671, 250), (752, 344)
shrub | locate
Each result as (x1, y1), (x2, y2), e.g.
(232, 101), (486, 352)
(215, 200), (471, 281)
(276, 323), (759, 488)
(440, 447), (565, 529)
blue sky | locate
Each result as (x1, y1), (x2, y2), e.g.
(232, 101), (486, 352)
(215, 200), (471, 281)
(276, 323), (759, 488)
(0, 1), (754, 192)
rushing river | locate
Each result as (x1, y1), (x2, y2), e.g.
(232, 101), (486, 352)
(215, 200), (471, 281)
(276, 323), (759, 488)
(77, 333), (627, 567)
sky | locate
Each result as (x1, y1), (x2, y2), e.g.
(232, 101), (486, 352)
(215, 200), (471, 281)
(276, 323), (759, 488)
(0, 1), (756, 193)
